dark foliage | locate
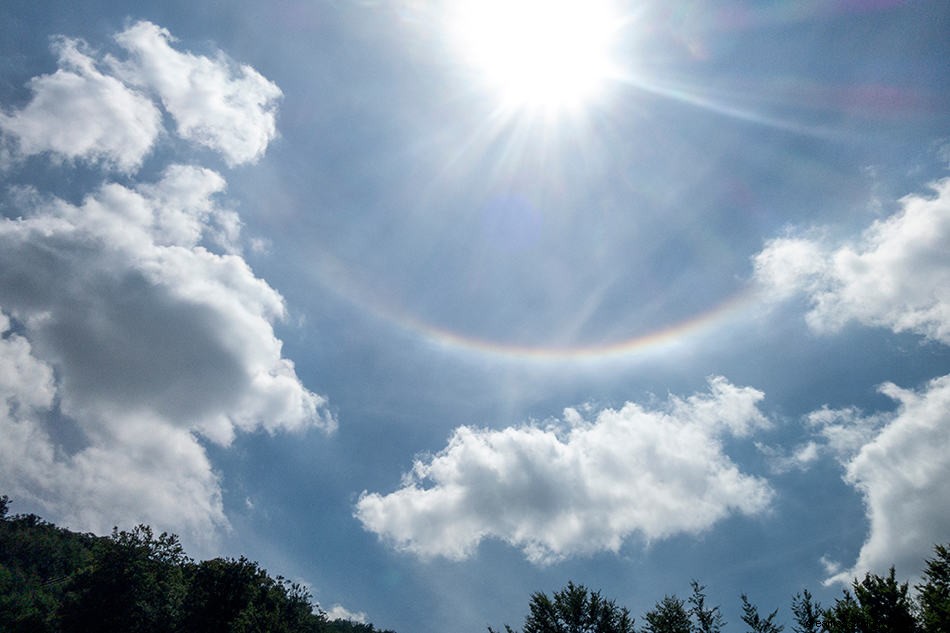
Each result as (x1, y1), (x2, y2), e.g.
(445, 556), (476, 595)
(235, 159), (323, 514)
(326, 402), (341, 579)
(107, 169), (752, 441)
(0, 497), (101, 633)
(918, 545), (950, 633)
(4, 495), (950, 633)
(499, 545), (950, 633)
(490, 581), (635, 633)
(823, 568), (918, 633)
(0, 496), (395, 633)
(789, 590), (821, 633)
(641, 595), (692, 633)
(59, 525), (189, 633)
(739, 595), (783, 633)
(689, 580), (725, 633)
(822, 591), (863, 633)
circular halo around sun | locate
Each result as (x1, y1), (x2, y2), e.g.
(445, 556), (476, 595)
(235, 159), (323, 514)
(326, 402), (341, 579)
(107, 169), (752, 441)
(447, 0), (624, 114)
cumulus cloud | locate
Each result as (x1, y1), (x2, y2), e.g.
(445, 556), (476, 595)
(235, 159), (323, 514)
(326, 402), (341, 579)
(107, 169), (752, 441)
(0, 165), (333, 543)
(808, 375), (950, 585)
(325, 605), (368, 624)
(0, 36), (162, 172)
(0, 20), (320, 545)
(753, 179), (950, 583)
(754, 178), (950, 344)
(110, 21), (282, 166)
(356, 377), (773, 564)
(0, 21), (281, 172)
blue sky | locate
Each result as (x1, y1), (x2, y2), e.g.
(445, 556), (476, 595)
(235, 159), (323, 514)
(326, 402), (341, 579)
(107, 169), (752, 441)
(1, 0), (948, 630)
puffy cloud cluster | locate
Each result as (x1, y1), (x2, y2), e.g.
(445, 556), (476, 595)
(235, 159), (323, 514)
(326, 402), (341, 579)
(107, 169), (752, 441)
(809, 376), (950, 585)
(0, 166), (334, 541)
(754, 178), (950, 344)
(356, 377), (773, 564)
(0, 23), (327, 544)
(0, 36), (162, 172)
(754, 179), (950, 584)
(0, 21), (281, 170)
(110, 22), (282, 166)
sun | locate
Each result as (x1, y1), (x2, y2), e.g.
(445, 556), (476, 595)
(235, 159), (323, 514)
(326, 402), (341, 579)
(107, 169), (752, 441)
(447, 0), (624, 114)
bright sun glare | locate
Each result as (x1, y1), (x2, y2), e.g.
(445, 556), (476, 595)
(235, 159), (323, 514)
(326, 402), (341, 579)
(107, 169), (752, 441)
(449, 0), (623, 113)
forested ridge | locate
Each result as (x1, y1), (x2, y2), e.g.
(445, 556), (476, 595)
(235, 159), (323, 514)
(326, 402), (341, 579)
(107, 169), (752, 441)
(0, 496), (395, 633)
(2, 494), (948, 632)
(491, 552), (950, 633)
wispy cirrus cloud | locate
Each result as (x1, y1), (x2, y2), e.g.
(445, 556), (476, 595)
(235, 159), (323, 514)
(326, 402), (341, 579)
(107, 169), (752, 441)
(356, 377), (773, 564)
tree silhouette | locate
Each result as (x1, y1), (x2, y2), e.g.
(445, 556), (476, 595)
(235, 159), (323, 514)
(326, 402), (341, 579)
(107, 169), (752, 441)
(823, 590), (862, 633)
(490, 582), (634, 633)
(689, 580), (724, 633)
(822, 567), (917, 633)
(59, 525), (189, 633)
(6, 494), (950, 633)
(918, 544), (950, 633)
(790, 589), (821, 633)
(739, 594), (783, 633)
(642, 595), (691, 633)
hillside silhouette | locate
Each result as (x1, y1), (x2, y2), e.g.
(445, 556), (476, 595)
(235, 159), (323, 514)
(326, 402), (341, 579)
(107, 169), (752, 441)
(2, 495), (948, 632)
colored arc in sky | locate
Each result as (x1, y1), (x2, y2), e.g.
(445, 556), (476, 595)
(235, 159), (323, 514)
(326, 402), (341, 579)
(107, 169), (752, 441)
(308, 251), (756, 364)
(401, 287), (755, 363)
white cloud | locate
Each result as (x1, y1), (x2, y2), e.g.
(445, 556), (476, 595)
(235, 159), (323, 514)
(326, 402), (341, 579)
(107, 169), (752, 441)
(0, 23), (320, 543)
(325, 605), (368, 623)
(810, 375), (950, 585)
(110, 21), (282, 166)
(0, 166), (333, 545)
(356, 377), (773, 564)
(756, 440), (820, 474)
(754, 178), (950, 344)
(0, 36), (162, 172)
(0, 21), (281, 172)
(0, 313), (228, 541)
(753, 179), (950, 584)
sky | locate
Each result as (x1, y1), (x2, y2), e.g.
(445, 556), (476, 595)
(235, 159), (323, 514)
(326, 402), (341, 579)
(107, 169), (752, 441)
(0, 0), (948, 630)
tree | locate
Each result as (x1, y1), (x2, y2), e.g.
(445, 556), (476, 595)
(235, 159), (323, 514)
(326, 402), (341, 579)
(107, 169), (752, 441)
(689, 581), (724, 633)
(852, 567), (917, 633)
(918, 544), (950, 633)
(822, 591), (862, 633)
(0, 505), (99, 633)
(790, 589), (821, 633)
(740, 594), (783, 633)
(182, 556), (276, 633)
(642, 595), (692, 633)
(0, 500), (332, 633)
(491, 582), (635, 633)
(59, 525), (189, 633)
(822, 569), (917, 633)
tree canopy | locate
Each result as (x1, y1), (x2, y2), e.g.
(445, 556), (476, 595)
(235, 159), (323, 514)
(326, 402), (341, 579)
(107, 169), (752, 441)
(491, 581), (635, 633)
(918, 544), (950, 633)
(497, 544), (950, 633)
(0, 496), (394, 633)
(3, 494), (950, 633)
